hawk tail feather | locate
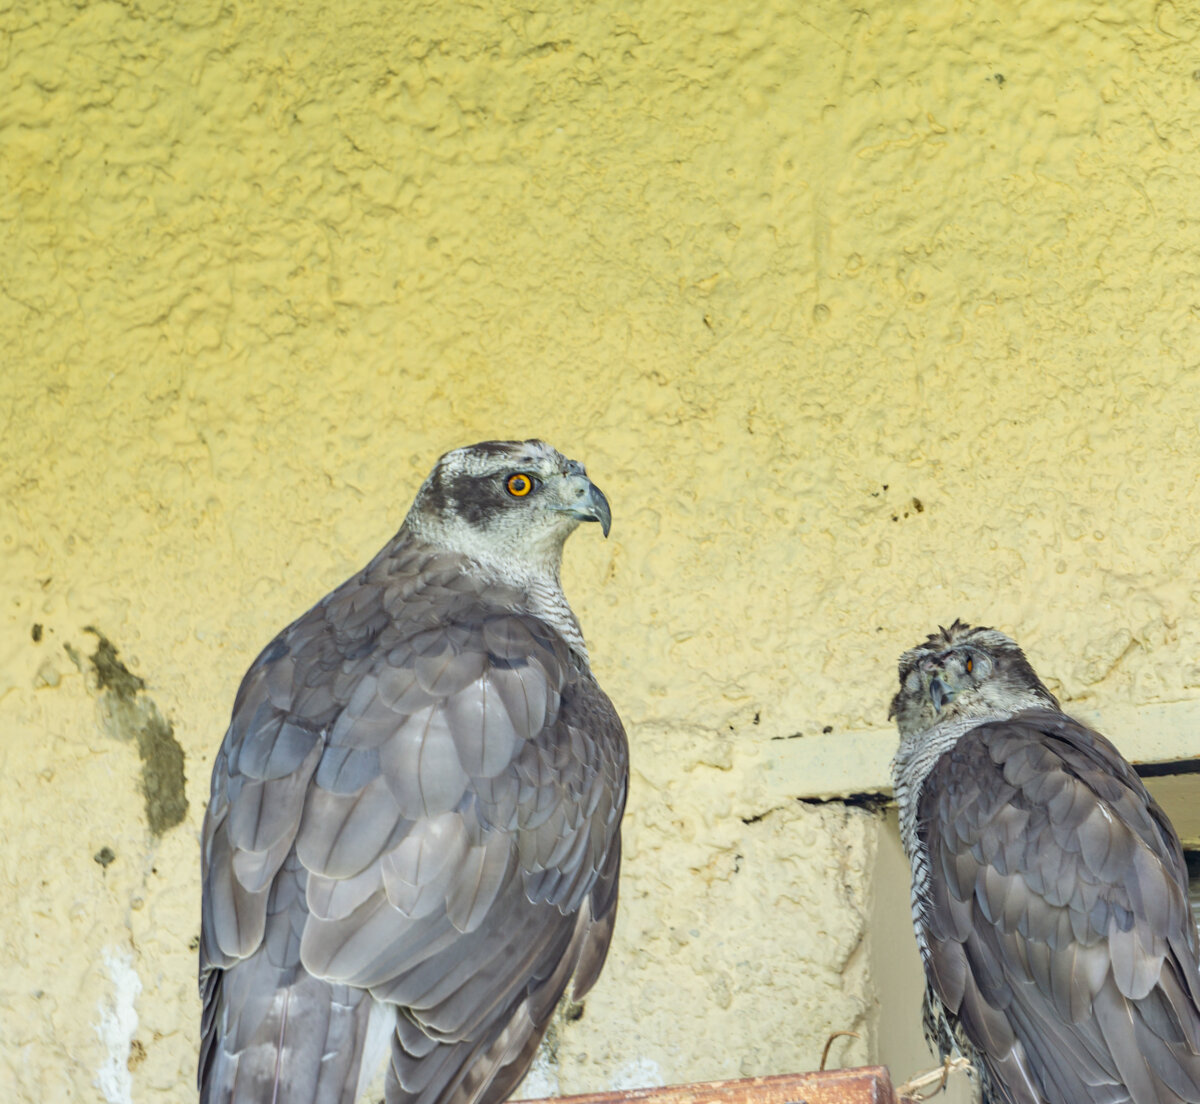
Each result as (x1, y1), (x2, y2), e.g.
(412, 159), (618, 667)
(200, 960), (374, 1104)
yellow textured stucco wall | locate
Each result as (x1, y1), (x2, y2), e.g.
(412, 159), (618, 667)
(5, 0), (1200, 1099)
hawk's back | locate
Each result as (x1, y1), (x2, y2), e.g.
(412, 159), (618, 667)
(200, 533), (627, 1104)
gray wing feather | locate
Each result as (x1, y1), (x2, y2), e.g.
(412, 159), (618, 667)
(307, 866), (384, 922)
(917, 708), (1200, 1104)
(200, 542), (627, 1104)
(295, 774), (410, 877)
(378, 707), (471, 819)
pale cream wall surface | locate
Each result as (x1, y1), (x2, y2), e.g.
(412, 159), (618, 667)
(4, 0), (1200, 1100)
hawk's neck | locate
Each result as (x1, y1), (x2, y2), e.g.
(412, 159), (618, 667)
(892, 712), (1013, 864)
(383, 529), (590, 662)
(523, 576), (589, 661)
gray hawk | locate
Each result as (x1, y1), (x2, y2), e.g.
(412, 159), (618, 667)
(890, 620), (1200, 1104)
(199, 440), (628, 1104)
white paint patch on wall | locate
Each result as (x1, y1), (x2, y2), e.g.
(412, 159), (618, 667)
(609, 1058), (664, 1092)
(93, 948), (141, 1104)
(518, 1045), (562, 1100)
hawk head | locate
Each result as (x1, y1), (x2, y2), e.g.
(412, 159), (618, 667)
(405, 439), (611, 575)
(888, 619), (1058, 737)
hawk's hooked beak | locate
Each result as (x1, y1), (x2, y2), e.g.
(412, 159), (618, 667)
(557, 476), (612, 537)
(928, 674), (956, 713)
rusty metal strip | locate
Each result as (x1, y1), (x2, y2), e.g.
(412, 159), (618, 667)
(518, 1067), (898, 1104)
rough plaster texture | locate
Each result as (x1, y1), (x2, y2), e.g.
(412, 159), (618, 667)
(4, 0), (1200, 1099)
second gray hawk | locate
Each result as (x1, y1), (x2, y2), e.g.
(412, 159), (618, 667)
(199, 440), (628, 1104)
(890, 620), (1200, 1104)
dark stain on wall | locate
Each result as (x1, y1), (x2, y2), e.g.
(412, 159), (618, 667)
(84, 627), (189, 836)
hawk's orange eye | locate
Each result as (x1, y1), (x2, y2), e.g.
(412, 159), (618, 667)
(506, 473), (533, 497)
(966, 656), (974, 674)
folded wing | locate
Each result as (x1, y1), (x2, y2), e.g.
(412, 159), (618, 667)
(918, 708), (1200, 1104)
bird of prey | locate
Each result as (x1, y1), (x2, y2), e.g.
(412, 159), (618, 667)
(890, 620), (1200, 1104)
(199, 440), (628, 1104)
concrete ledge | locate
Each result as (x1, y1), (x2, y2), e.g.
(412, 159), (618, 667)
(762, 700), (1200, 802)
